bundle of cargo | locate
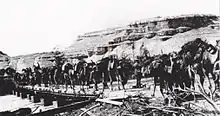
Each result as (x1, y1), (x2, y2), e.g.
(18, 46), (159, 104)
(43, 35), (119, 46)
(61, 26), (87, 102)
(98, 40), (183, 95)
(176, 26), (191, 33)
(144, 31), (156, 39)
(208, 24), (220, 30)
(157, 28), (177, 36)
(159, 36), (172, 41)
(128, 33), (145, 41)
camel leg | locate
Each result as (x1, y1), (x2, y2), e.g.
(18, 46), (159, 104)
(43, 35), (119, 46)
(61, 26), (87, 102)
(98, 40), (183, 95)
(65, 75), (68, 93)
(79, 81), (82, 91)
(190, 78), (197, 102)
(82, 85), (85, 94)
(72, 80), (76, 94)
(117, 80), (120, 90)
(188, 69), (196, 102)
(120, 75), (125, 91)
(55, 77), (59, 89)
(102, 72), (106, 93)
(109, 71), (113, 91)
(95, 83), (98, 91)
(152, 77), (157, 97)
(93, 77), (98, 91)
(70, 79), (73, 89)
(102, 83), (105, 93)
(122, 84), (125, 91)
(65, 85), (68, 93)
(117, 74), (121, 90)
(70, 79), (75, 94)
(213, 73), (219, 90)
(160, 78), (165, 98)
(64, 77), (67, 93)
(160, 86), (165, 98)
(168, 81), (173, 93)
(81, 81), (85, 92)
(72, 87), (76, 95)
(122, 74), (128, 91)
(166, 81), (170, 94)
(110, 81), (113, 91)
(200, 76), (205, 89)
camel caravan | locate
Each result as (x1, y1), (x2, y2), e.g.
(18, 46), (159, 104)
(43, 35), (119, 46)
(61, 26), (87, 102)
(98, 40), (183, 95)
(1, 38), (220, 99)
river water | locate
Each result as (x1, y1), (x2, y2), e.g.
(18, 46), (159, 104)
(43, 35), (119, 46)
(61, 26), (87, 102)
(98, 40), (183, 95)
(0, 95), (58, 114)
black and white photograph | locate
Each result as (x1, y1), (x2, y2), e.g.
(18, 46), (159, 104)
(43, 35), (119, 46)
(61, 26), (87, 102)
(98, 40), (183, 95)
(0, 0), (219, 115)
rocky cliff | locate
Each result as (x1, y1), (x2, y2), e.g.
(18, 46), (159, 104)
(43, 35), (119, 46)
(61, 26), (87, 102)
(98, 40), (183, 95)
(8, 14), (220, 70)
(65, 14), (219, 59)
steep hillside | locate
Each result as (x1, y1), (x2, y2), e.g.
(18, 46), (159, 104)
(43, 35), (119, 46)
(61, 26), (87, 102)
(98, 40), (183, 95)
(64, 27), (127, 58)
(9, 14), (220, 71)
(11, 53), (45, 72)
(65, 14), (219, 60)
(113, 27), (220, 59)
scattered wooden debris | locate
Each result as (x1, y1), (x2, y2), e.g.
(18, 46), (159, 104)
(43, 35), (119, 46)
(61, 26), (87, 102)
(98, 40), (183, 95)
(96, 98), (123, 106)
(106, 96), (128, 100)
(122, 114), (142, 116)
(79, 103), (101, 116)
(80, 108), (95, 116)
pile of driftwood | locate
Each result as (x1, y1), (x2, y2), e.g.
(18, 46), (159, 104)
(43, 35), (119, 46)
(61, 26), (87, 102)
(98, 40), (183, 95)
(54, 80), (220, 116)
(74, 95), (191, 116)
(123, 95), (202, 116)
(78, 90), (220, 116)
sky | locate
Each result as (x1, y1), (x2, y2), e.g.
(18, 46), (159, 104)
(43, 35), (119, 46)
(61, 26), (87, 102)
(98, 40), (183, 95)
(0, 0), (219, 56)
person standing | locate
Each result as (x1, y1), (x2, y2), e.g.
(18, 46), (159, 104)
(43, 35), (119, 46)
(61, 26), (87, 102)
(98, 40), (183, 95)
(108, 55), (118, 90)
(133, 58), (142, 88)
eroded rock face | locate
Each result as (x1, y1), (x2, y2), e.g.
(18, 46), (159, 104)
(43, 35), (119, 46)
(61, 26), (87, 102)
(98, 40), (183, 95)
(0, 52), (10, 69)
(11, 53), (41, 72)
(65, 14), (219, 59)
(11, 52), (63, 72)
(8, 14), (220, 69)
(34, 52), (56, 68)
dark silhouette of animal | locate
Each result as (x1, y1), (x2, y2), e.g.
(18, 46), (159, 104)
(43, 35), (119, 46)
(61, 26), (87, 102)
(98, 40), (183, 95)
(148, 54), (172, 97)
(0, 69), (5, 77)
(5, 67), (16, 78)
(90, 63), (102, 91)
(42, 67), (50, 87)
(171, 54), (195, 91)
(33, 65), (42, 86)
(75, 60), (89, 92)
(180, 38), (219, 90)
(117, 58), (133, 90)
(107, 56), (121, 91)
(62, 62), (76, 93)
(53, 64), (63, 88)
(48, 66), (56, 85)
(97, 57), (110, 91)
